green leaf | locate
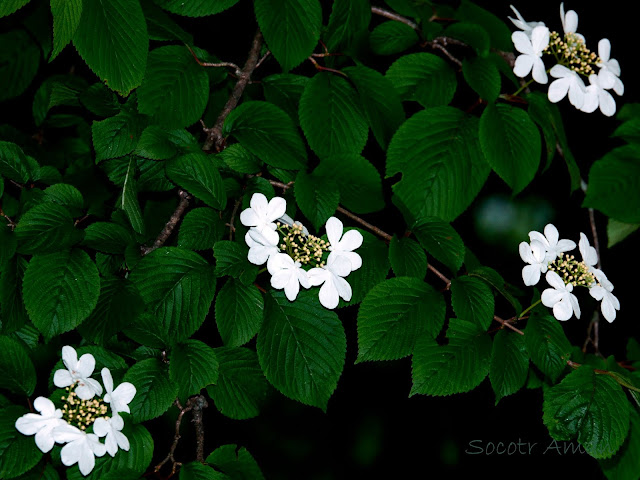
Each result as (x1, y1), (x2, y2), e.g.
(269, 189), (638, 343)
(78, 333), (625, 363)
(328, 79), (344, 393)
(411, 317), (492, 396)
(22, 249), (100, 339)
(479, 103), (541, 194)
(357, 277), (445, 363)
(0, 227), (16, 271)
(77, 275), (144, 345)
(262, 74), (309, 125)
(138, 46), (209, 128)
(217, 144), (262, 174)
(524, 313), (572, 381)
(455, 0), (513, 51)
(207, 347), (270, 420)
(215, 279), (264, 347)
(179, 462), (228, 480)
(0, 335), (36, 396)
(450, 276), (495, 330)
(0, 141), (36, 184)
(607, 218), (639, 248)
(0, 406), (42, 479)
(73, 0), (147, 95)
(92, 110), (146, 163)
(135, 126), (179, 160)
(369, 21), (418, 55)
(324, 0), (371, 51)
(206, 444), (264, 480)
(462, 56), (500, 102)
(170, 340), (219, 401)
(152, 0), (239, 17)
(336, 230), (389, 307)
(66, 423), (153, 480)
(120, 156), (145, 234)
(178, 207), (225, 251)
(50, 0), (82, 60)
(82, 221), (133, 254)
(15, 203), (81, 255)
(80, 83), (120, 117)
(124, 358), (179, 423)
(0, 257), (29, 335)
(129, 247), (217, 344)
(223, 101), (307, 169)
(166, 153), (226, 210)
(294, 171), (339, 232)
(489, 330), (528, 404)
(43, 183), (84, 211)
(213, 241), (256, 284)
(255, 0), (321, 72)
(468, 266), (522, 315)
(583, 146), (640, 223)
(445, 22), (490, 57)
(386, 53), (457, 108)
(257, 289), (346, 410)
(299, 72), (368, 158)
(600, 409), (640, 480)
(543, 366), (630, 459)
(412, 217), (464, 273)
(142, 0), (193, 43)
(386, 107), (489, 222)
(314, 153), (384, 214)
(388, 236), (427, 279)
(0, 0), (31, 17)
(343, 65), (405, 150)
(0, 30), (41, 102)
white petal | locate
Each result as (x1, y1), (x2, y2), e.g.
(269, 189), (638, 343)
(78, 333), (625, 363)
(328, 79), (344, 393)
(598, 89), (616, 116)
(564, 10), (578, 34)
(579, 233), (598, 266)
(532, 58), (548, 84)
(597, 69), (616, 90)
(76, 353), (96, 378)
(514, 54), (534, 78)
(522, 265), (541, 286)
(519, 242), (534, 263)
(61, 346), (79, 371)
(283, 274), (301, 301)
(531, 26), (549, 54)
(333, 276), (352, 302)
(325, 217), (343, 247)
(266, 197), (287, 221)
(53, 369), (73, 388)
(53, 423), (84, 444)
(249, 193), (268, 215)
(601, 298), (617, 322)
(512, 31), (534, 55)
(60, 440), (83, 467)
(327, 255), (351, 277)
(34, 426), (58, 453)
(550, 64), (571, 79)
(567, 77), (585, 108)
(239, 209), (259, 228)
(307, 267), (329, 287)
(545, 271), (566, 290)
(570, 293), (581, 319)
(75, 377), (102, 400)
(338, 229), (363, 252)
(33, 397), (57, 416)
(581, 90), (598, 113)
(598, 38), (611, 62)
(260, 227), (279, 247)
(267, 252), (292, 274)
(528, 230), (548, 247)
(548, 78), (569, 103)
(297, 268), (311, 289)
(318, 280), (339, 309)
(247, 245), (273, 265)
(92, 417), (109, 438)
(543, 224), (559, 246)
(612, 76), (624, 96)
(553, 297), (573, 321)
(530, 241), (547, 262)
(115, 430), (130, 451)
(589, 285), (605, 301)
(77, 445), (97, 476)
(542, 288), (564, 308)
(101, 368), (114, 395)
(271, 271), (293, 290)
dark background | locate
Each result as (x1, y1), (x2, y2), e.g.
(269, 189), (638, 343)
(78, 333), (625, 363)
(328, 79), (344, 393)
(2, 0), (637, 478)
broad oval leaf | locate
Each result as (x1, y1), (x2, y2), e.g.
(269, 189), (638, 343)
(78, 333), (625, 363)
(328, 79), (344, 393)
(223, 101), (307, 169)
(0, 141), (36, 183)
(0, 405), (43, 479)
(412, 217), (465, 273)
(600, 409), (640, 480)
(92, 110), (146, 163)
(369, 21), (418, 55)
(138, 45), (209, 128)
(0, 0), (31, 17)
(388, 236), (427, 279)
(73, 0), (148, 95)
(357, 277), (445, 363)
(0, 30), (40, 102)
(206, 444), (264, 480)
(257, 289), (346, 410)
(479, 103), (541, 194)
(462, 55), (501, 102)
(324, 0), (371, 51)
(169, 340), (219, 401)
(0, 335), (37, 396)
(215, 279), (264, 347)
(524, 313), (572, 382)
(166, 152), (226, 210)
(22, 249), (100, 339)
(178, 207), (225, 251)
(124, 358), (179, 423)
(15, 202), (82, 255)
(82, 221), (133, 254)
(152, 0), (239, 17)
(299, 72), (368, 158)
(450, 276), (495, 330)
(294, 170), (339, 232)
(387, 107), (490, 222)
(50, 0), (83, 60)
(543, 366), (630, 459)
(489, 330), (528, 404)
(255, 0), (322, 72)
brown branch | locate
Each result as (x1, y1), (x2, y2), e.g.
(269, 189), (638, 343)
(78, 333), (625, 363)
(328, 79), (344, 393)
(154, 399), (193, 476)
(335, 206), (392, 242)
(307, 56), (349, 78)
(187, 44), (241, 75)
(588, 208), (602, 270)
(141, 190), (191, 256)
(424, 37), (463, 68)
(228, 197), (243, 240)
(191, 395), (208, 462)
(1, 206), (16, 230)
(371, 6), (418, 30)
(202, 30), (264, 152)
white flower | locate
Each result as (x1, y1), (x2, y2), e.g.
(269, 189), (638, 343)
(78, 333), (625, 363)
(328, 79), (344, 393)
(278, 213), (309, 236)
(101, 368), (136, 416)
(245, 229), (279, 266)
(508, 5), (545, 37)
(597, 38), (624, 96)
(14, 397), (66, 453)
(239, 193), (286, 246)
(93, 415), (129, 457)
(325, 217), (363, 272)
(53, 346), (103, 400)
(548, 65), (586, 109)
(267, 253), (311, 301)
(52, 424), (106, 476)
(512, 26), (550, 84)
(307, 255), (353, 309)
(529, 223), (576, 263)
(581, 74), (616, 117)
(578, 232), (598, 272)
(589, 269), (620, 323)
(519, 240), (548, 286)
(541, 271), (581, 321)
(559, 2), (583, 41)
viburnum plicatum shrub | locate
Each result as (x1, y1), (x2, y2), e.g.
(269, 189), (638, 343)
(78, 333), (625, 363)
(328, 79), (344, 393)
(0, 0), (639, 478)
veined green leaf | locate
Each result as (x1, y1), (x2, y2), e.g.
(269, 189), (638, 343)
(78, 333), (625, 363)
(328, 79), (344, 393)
(0, 335), (37, 396)
(166, 152), (226, 210)
(0, 406), (43, 479)
(170, 340), (219, 401)
(262, 74), (309, 125)
(178, 462), (227, 480)
(0, 0), (31, 17)
(462, 56), (500, 102)
(178, 207), (225, 251)
(50, 0), (82, 60)
(152, 0), (239, 17)
(257, 289), (346, 410)
(92, 110), (146, 163)
(0, 257), (29, 335)
(82, 222), (133, 254)
(489, 330), (528, 404)
(600, 409), (640, 480)
(294, 170), (339, 232)
(206, 444), (264, 480)
(215, 279), (264, 347)
(213, 241), (257, 285)
(324, 0), (371, 51)
(0, 141), (37, 184)
(388, 236), (427, 279)
(124, 358), (178, 423)
(15, 203), (82, 255)
(369, 21), (418, 55)
(524, 313), (572, 381)
(73, 0), (148, 95)
(412, 217), (465, 273)
(120, 156), (145, 234)
(607, 218), (639, 248)
(0, 30), (41, 102)
(450, 276), (495, 330)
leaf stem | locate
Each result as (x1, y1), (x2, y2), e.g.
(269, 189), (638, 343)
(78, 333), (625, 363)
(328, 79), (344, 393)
(140, 189), (191, 256)
(518, 299), (542, 319)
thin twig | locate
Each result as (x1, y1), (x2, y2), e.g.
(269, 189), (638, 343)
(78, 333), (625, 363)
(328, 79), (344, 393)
(191, 395), (208, 462)
(187, 44), (241, 75)
(307, 56), (349, 78)
(335, 206), (392, 242)
(202, 30), (264, 152)
(154, 399), (193, 476)
(140, 190), (191, 256)
(255, 50), (271, 69)
(263, 178), (294, 192)
(424, 37), (463, 67)
(228, 197), (243, 240)
(371, 6), (419, 30)
(0, 206), (16, 230)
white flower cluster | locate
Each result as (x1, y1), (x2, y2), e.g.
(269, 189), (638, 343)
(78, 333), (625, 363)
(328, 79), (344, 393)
(15, 346), (136, 476)
(240, 193), (363, 309)
(509, 3), (623, 116)
(519, 224), (620, 322)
